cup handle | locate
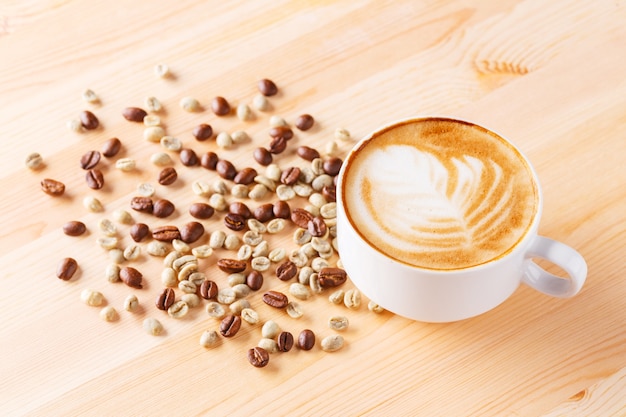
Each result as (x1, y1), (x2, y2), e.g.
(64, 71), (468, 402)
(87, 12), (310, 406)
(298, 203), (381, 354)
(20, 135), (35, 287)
(521, 236), (587, 298)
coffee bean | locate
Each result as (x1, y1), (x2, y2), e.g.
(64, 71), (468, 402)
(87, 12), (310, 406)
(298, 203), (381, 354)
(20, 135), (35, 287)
(297, 329), (315, 350)
(158, 167), (178, 186)
(247, 347), (270, 367)
(219, 315), (242, 337)
(277, 331), (294, 352)
(233, 167), (257, 185)
(323, 157), (343, 176)
(211, 96), (231, 116)
(189, 202), (215, 219)
(318, 267), (347, 288)
(268, 136), (287, 154)
(280, 167), (301, 185)
(224, 213), (246, 231)
(308, 216), (327, 237)
(254, 203), (275, 223)
(79, 150), (101, 170)
(130, 223), (150, 242)
(201, 151), (219, 170)
(192, 123), (213, 141)
(180, 221), (204, 243)
(272, 201), (291, 219)
(40, 178), (66, 196)
(296, 146), (320, 161)
(269, 126), (293, 141)
(130, 196), (154, 213)
(85, 169), (105, 190)
(101, 138), (122, 158)
(153, 199), (175, 218)
(253, 147), (273, 166)
(56, 257), (78, 280)
(295, 114), (315, 131)
(79, 110), (99, 130)
(257, 78), (278, 96)
(217, 258), (247, 273)
(262, 290), (288, 308)
(216, 160), (237, 180)
(229, 202), (252, 219)
(122, 107), (147, 122)
(291, 208), (314, 229)
(200, 280), (219, 300)
(246, 270), (264, 291)
(152, 225), (181, 242)
(276, 261), (298, 281)
(62, 221), (86, 236)
(180, 148), (199, 167)
(322, 185), (336, 202)
(155, 288), (176, 310)
(120, 266), (143, 288)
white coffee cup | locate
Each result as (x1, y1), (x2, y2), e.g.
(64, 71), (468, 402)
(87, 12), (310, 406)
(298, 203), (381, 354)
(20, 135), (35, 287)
(336, 116), (587, 322)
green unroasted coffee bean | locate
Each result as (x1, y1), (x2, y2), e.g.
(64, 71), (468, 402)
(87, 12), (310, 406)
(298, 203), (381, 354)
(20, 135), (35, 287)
(168, 300), (189, 318)
(286, 301), (303, 319)
(124, 294), (139, 312)
(100, 306), (118, 322)
(328, 315), (349, 331)
(206, 302), (226, 319)
(199, 330), (220, 348)
(241, 308), (259, 324)
(344, 289), (361, 309)
(328, 289), (344, 304)
(258, 338), (278, 354)
(143, 318), (164, 336)
(321, 334), (344, 352)
(81, 289), (104, 306)
(261, 320), (280, 339)
(289, 283), (311, 300)
(368, 300), (385, 313)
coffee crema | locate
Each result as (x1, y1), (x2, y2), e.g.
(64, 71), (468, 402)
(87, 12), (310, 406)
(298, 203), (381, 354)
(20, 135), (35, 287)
(341, 118), (539, 270)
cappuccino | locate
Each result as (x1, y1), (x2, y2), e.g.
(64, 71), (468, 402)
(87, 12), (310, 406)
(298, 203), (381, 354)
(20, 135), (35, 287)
(341, 117), (539, 270)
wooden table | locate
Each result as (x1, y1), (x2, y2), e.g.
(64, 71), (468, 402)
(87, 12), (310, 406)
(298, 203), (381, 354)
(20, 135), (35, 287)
(1, 1), (625, 415)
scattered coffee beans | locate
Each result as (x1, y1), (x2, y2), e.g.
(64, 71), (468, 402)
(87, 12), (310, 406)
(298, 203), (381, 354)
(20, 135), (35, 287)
(120, 266), (143, 288)
(297, 329), (315, 350)
(56, 257), (78, 280)
(41, 178), (65, 196)
(257, 78), (278, 96)
(295, 114), (315, 131)
(63, 221), (86, 236)
(85, 169), (105, 190)
(211, 96), (230, 116)
(79, 110), (99, 130)
(122, 107), (148, 122)
(81, 289), (104, 306)
(262, 290), (289, 308)
(248, 346), (270, 367)
(143, 318), (164, 336)
(321, 334), (344, 352)
(158, 167), (178, 186)
(25, 152), (44, 170)
(219, 315), (242, 337)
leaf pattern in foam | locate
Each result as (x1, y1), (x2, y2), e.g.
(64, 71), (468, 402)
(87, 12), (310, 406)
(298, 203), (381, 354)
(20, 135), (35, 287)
(364, 145), (514, 253)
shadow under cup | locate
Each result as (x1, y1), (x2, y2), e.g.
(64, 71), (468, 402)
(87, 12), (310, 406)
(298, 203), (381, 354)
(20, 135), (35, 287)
(336, 117), (586, 322)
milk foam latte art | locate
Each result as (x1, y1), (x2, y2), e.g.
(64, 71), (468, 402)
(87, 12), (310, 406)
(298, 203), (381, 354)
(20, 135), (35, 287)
(341, 118), (539, 270)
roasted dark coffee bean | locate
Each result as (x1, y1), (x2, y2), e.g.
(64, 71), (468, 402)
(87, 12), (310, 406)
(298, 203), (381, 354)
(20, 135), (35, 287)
(318, 267), (348, 288)
(280, 167), (301, 185)
(122, 107), (147, 122)
(277, 331), (294, 352)
(254, 203), (275, 223)
(296, 145), (320, 161)
(102, 137), (122, 157)
(291, 208), (314, 229)
(79, 150), (101, 170)
(224, 213), (246, 231)
(41, 178), (65, 196)
(153, 199), (175, 218)
(216, 159), (237, 180)
(268, 136), (287, 154)
(199, 280), (219, 300)
(200, 152), (219, 170)
(211, 96), (231, 116)
(120, 266), (143, 288)
(180, 148), (199, 167)
(189, 202), (214, 219)
(219, 315), (242, 337)
(130, 223), (150, 242)
(253, 147), (273, 166)
(257, 78), (278, 96)
(85, 169), (104, 190)
(158, 167), (178, 186)
(130, 196), (154, 213)
(295, 114), (315, 131)
(233, 167), (257, 185)
(262, 290), (288, 308)
(246, 271), (264, 291)
(247, 347), (270, 368)
(323, 157), (343, 176)
(298, 329), (315, 350)
(217, 258), (247, 273)
(229, 202), (252, 219)
(56, 257), (78, 281)
(155, 288), (176, 310)
(273, 201), (291, 219)
(308, 216), (327, 237)
(152, 225), (181, 242)
(79, 110), (99, 130)
(276, 261), (298, 281)
(192, 123), (213, 141)
(322, 185), (336, 202)
(180, 221), (205, 243)
(269, 126), (293, 140)
(63, 221), (86, 236)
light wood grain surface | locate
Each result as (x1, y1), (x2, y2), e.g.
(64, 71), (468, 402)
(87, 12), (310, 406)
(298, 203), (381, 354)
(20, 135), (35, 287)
(1, 1), (625, 416)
